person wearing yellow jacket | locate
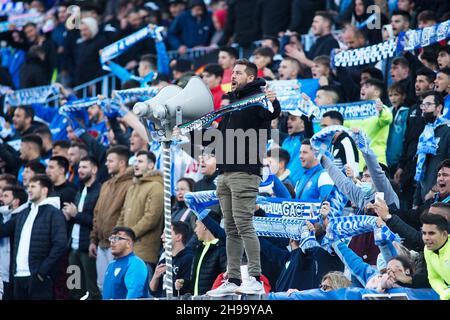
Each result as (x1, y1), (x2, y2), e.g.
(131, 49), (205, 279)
(117, 150), (164, 279)
(344, 79), (393, 171)
(421, 212), (450, 300)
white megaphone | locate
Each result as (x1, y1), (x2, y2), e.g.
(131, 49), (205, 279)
(133, 76), (214, 130)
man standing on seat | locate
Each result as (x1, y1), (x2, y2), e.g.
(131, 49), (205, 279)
(206, 59), (280, 296)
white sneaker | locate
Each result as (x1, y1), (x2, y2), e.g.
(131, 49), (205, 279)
(234, 276), (265, 295)
(206, 280), (240, 297)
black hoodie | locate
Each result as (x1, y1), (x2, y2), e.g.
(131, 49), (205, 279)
(216, 78), (281, 176)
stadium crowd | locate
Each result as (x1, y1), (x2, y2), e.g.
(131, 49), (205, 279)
(0, 0), (449, 300)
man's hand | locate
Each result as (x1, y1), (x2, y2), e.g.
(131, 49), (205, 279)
(344, 164), (355, 179)
(175, 279), (184, 290)
(375, 99), (383, 113)
(392, 271), (413, 285)
(318, 76), (329, 86)
(376, 217), (386, 228)
(367, 199), (390, 221)
(154, 264), (167, 279)
(263, 67), (275, 79)
(264, 89), (276, 103)
(62, 202), (78, 218)
(287, 288), (300, 296)
(178, 45), (188, 55)
(88, 243), (97, 258)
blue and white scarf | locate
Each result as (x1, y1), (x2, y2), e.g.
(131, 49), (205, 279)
(100, 25), (164, 70)
(113, 87), (159, 104)
(4, 85), (59, 107)
(333, 19), (450, 67)
(310, 125), (371, 158)
(415, 117), (449, 181)
(0, 1), (25, 16)
(0, 85), (11, 96)
(326, 215), (400, 245)
(59, 97), (99, 114)
(0, 11), (43, 33)
(332, 38), (397, 67)
(397, 19), (450, 52)
(184, 190), (321, 220)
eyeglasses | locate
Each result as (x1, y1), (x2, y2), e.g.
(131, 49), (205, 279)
(420, 102), (436, 109)
(108, 235), (130, 242)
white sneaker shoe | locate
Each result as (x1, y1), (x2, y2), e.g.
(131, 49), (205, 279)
(206, 280), (240, 297)
(234, 276), (265, 295)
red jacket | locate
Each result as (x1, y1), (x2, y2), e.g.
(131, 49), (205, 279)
(211, 85), (225, 110)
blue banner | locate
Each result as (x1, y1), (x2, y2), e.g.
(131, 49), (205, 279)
(268, 79), (320, 111)
(314, 100), (378, 120)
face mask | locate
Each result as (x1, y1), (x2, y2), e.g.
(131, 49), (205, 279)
(358, 181), (374, 196)
(423, 111), (436, 123)
(0, 205), (10, 216)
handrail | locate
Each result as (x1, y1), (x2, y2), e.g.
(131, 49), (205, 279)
(72, 73), (118, 98)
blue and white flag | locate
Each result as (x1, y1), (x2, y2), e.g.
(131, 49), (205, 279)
(4, 85), (59, 107)
(268, 79), (320, 111)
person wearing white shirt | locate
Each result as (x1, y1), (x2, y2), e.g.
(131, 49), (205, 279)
(0, 175), (67, 300)
(63, 157), (102, 300)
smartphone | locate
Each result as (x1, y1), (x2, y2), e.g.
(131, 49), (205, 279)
(375, 192), (384, 203)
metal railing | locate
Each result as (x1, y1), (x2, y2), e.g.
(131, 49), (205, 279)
(72, 73), (118, 99)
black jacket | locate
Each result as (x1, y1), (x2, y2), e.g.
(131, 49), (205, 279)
(306, 34), (340, 60)
(68, 181), (101, 252)
(397, 104), (426, 187)
(0, 202), (67, 279)
(152, 247), (194, 297)
(19, 56), (51, 89)
(216, 78), (281, 176)
(289, 0), (326, 35)
(257, 0), (291, 37)
(218, 0), (260, 47)
(74, 34), (108, 86)
(185, 239), (227, 295)
(51, 181), (78, 209)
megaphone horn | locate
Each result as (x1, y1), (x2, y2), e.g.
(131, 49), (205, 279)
(164, 76), (214, 121)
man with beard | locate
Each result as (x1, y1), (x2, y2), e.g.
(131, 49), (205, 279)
(414, 91), (450, 208)
(89, 145), (133, 293)
(117, 151), (163, 279)
(205, 59), (280, 296)
(394, 68), (436, 209)
(0, 186), (28, 299)
(62, 157), (102, 300)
